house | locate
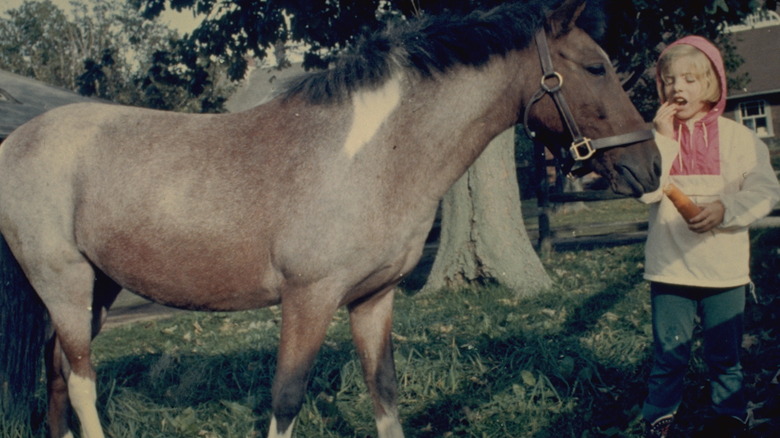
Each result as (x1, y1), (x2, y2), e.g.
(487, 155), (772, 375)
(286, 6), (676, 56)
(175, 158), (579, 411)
(724, 10), (780, 146)
(0, 69), (101, 142)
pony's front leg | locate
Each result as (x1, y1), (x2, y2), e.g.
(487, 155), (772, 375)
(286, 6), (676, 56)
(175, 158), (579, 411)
(348, 288), (404, 438)
(267, 293), (340, 438)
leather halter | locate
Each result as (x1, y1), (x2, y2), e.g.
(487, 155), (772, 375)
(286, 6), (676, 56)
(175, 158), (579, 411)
(523, 29), (654, 177)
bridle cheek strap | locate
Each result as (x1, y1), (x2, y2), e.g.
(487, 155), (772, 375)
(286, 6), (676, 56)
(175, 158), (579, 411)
(524, 29), (654, 177)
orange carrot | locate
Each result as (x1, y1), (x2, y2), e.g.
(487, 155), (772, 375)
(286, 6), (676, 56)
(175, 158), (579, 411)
(663, 184), (702, 221)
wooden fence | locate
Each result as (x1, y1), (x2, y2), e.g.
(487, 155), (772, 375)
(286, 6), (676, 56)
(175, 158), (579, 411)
(528, 141), (780, 254)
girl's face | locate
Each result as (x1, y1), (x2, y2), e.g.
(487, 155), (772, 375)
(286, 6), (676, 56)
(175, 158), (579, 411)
(661, 58), (712, 122)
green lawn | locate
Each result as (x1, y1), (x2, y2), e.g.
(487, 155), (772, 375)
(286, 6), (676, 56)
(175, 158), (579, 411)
(72, 228), (778, 438)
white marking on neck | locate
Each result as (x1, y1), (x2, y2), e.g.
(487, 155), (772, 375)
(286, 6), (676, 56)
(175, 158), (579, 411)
(343, 77), (402, 158)
(267, 416), (295, 438)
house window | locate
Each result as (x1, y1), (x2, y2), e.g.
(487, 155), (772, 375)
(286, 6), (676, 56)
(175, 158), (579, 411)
(737, 100), (773, 138)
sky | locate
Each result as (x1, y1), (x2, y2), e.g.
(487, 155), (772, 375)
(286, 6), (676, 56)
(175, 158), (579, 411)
(0, 0), (202, 33)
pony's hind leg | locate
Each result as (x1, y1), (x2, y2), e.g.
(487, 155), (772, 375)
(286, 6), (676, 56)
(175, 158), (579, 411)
(46, 340), (102, 438)
(30, 254), (107, 438)
(348, 288), (404, 438)
(45, 269), (121, 438)
(45, 336), (73, 438)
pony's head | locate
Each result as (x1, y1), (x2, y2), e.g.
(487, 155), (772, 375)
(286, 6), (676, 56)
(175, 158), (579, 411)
(523, 0), (660, 196)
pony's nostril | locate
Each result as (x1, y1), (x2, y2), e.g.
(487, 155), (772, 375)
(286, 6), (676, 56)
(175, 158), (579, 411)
(614, 163), (645, 197)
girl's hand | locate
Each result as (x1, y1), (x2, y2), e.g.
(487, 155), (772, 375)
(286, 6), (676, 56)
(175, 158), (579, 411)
(653, 101), (677, 139)
(688, 200), (725, 233)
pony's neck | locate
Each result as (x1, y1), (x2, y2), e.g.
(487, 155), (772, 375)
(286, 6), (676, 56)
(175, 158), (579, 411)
(390, 48), (533, 200)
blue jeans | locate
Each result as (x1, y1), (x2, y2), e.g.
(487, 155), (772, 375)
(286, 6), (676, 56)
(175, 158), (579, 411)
(642, 282), (746, 423)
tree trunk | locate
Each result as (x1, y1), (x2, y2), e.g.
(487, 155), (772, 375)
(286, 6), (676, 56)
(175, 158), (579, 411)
(422, 128), (551, 297)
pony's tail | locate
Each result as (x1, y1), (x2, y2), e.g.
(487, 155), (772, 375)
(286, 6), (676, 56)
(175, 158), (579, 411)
(0, 235), (48, 433)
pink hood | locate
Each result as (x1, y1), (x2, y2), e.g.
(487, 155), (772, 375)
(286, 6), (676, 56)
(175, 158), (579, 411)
(655, 36), (727, 176)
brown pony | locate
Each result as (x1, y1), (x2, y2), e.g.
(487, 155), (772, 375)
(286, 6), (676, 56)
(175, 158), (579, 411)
(0, 1), (659, 437)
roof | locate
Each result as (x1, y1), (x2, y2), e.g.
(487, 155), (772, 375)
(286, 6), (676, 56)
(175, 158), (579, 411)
(0, 69), (100, 140)
(728, 13), (780, 98)
(725, 10), (780, 32)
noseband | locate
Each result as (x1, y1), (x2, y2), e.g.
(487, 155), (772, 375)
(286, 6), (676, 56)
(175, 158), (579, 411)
(523, 29), (653, 177)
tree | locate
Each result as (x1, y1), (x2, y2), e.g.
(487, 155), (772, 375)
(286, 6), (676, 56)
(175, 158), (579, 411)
(599, 0), (758, 119)
(423, 129), (551, 294)
(132, 0), (767, 114)
(0, 0), (77, 88)
(0, 0), (232, 111)
(132, 0), (496, 77)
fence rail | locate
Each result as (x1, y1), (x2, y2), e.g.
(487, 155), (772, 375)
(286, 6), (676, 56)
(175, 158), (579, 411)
(530, 139), (780, 253)
(531, 204), (780, 252)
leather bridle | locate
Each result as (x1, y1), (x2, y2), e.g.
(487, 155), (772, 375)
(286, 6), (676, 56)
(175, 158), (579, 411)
(523, 29), (654, 177)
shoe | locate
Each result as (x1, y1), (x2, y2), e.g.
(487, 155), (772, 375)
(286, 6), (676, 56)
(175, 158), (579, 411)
(645, 413), (674, 438)
(693, 415), (748, 438)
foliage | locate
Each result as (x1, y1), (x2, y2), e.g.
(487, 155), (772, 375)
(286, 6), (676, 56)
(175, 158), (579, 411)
(125, 0), (514, 113)
(0, 0), (232, 111)
(132, 0), (509, 77)
(599, 0), (761, 119)
(133, 0), (767, 120)
(0, 0), (74, 87)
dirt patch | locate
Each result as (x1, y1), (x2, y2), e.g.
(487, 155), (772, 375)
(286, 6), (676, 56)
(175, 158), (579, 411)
(104, 291), (185, 330)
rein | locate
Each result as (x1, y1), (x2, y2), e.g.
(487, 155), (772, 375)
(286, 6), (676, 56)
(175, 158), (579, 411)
(523, 29), (654, 177)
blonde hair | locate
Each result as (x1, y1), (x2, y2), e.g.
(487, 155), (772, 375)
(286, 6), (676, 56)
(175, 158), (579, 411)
(657, 44), (721, 104)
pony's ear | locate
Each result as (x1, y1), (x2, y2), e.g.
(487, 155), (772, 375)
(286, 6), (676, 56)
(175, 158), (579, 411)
(547, 0), (587, 37)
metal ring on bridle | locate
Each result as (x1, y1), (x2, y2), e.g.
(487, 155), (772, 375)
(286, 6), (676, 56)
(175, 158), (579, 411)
(540, 72), (563, 93)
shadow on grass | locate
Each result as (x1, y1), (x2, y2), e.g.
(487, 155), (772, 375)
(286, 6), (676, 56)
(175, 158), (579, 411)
(94, 343), (364, 437)
(401, 282), (650, 436)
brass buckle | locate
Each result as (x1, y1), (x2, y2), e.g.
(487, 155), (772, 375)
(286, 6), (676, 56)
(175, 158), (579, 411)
(570, 138), (595, 161)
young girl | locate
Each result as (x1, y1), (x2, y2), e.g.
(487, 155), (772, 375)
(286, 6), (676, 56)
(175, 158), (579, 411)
(639, 36), (780, 438)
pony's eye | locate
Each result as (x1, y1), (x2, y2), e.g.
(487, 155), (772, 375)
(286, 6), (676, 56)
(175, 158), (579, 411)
(585, 64), (606, 76)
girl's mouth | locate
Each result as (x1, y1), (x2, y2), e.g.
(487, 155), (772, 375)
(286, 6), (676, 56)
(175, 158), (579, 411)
(672, 97), (687, 106)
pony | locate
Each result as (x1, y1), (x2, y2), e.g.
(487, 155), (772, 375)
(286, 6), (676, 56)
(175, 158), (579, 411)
(0, 1), (659, 437)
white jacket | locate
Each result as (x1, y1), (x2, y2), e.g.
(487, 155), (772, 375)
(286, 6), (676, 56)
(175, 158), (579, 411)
(640, 119), (780, 287)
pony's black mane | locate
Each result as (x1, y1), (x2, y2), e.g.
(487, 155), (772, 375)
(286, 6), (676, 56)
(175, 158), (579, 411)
(282, 0), (605, 104)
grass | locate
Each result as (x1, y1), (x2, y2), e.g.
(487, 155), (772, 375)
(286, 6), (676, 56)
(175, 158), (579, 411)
(5, 227), (778, 437)
(521, 196), (650, 229)
(545, 197), (649, 228)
